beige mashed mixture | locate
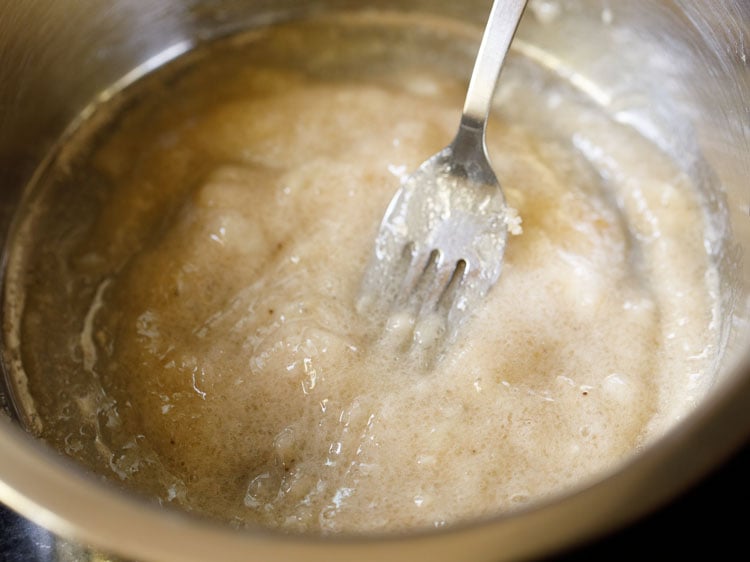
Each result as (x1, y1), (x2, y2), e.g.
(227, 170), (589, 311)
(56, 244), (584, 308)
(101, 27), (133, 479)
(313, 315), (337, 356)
(4, 15), (719, 533)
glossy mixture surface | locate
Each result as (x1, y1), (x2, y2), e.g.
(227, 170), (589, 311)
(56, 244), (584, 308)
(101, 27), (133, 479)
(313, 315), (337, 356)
(3, 14), (720, 533)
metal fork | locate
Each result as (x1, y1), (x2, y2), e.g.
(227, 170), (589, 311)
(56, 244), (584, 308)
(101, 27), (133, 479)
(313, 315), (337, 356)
(358, 0), (528, 350)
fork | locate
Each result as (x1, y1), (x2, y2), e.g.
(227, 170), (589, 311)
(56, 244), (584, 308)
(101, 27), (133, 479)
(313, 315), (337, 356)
(357, 0), (528, 350)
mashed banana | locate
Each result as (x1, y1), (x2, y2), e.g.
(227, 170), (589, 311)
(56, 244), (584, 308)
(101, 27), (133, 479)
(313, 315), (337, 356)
(4, 16), (719, 533)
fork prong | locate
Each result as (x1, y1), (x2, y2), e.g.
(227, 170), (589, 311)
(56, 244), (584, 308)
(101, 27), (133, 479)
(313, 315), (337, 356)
(408, 261), (468, 366)
(404, 248), (441, 309)
(396, 245), (436, 308)
(357, 240), (413, 313)
(416, 258), (464, 318)
(442, 259), (487, 343)
(436, 259), (468, 315)
(386, 242), (416, 306)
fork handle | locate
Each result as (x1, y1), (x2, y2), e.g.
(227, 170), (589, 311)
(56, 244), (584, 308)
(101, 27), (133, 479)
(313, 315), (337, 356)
(461, 0), (528, 132)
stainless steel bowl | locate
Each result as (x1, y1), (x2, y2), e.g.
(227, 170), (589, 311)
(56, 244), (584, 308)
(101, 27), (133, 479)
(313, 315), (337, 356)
(0, 1), (748, 560)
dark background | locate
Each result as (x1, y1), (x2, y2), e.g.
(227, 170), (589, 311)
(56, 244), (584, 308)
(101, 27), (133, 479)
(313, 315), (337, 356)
(554, 439), (750, 560)
(2, 440), (749, 561)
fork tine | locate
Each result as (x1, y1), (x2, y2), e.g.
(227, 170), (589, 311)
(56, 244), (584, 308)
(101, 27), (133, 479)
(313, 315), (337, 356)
(357, 239), (411, 314)
(403, 248), (441, 309)
(386, 242), (416, 306)
(395, 245), (435, 308)
(409, 261), (469, 365)
(411, 313), (447, 365)
(416, 257), (463, 318)
(436, 259), (468, 314)
(443, 260), (496, 343)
